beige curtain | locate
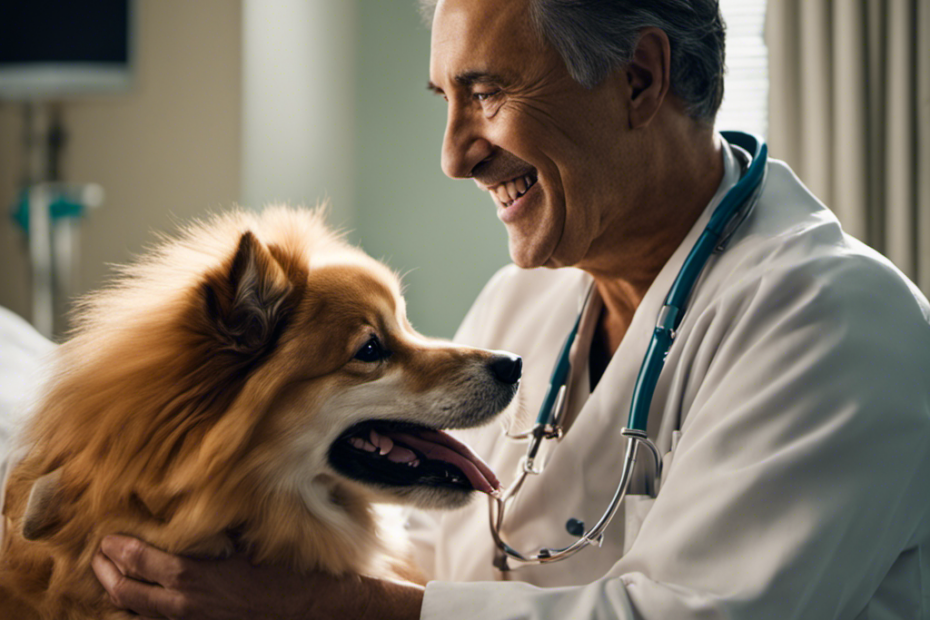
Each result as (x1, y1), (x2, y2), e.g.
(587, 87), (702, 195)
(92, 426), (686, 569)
(766, 0), (930, 294)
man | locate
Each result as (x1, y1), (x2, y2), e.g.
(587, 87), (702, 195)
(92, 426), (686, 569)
(95, 0), (930, 618)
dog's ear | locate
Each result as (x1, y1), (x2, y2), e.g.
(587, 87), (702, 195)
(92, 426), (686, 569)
(203, 231), (295, 358)
(22, 468), (63, 541)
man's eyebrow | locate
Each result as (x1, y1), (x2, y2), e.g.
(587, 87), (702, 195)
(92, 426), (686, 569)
(427, 71), (507, 95)
(455, 71), (506, 87)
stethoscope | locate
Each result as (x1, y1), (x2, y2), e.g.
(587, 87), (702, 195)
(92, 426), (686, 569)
(489, 131), (768, 571)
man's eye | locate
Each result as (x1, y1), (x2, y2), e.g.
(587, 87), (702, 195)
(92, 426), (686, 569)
(354, 337), (390, 362)
(474, 89), (500, 102)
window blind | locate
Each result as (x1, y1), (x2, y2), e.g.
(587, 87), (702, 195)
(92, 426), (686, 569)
(716, 0), (769, 139)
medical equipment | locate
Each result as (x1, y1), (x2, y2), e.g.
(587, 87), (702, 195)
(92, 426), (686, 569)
(489, 131), (768, 570)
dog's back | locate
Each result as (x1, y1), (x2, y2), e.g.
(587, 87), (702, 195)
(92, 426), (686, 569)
(0, 208), (378, 618)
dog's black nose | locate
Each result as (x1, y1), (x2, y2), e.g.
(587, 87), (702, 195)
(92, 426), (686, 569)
(488, 353), (522, 385)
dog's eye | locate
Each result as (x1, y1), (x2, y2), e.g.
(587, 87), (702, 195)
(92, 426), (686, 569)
(354, 337), (389, 363)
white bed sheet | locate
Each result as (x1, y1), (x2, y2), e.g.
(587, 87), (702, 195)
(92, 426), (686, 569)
(0, 306), (55, 459)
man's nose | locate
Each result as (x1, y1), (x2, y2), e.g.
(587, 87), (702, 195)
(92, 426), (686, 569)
(441, 103), (493, 179)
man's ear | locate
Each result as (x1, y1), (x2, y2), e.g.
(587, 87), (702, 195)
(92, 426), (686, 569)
(202, 231), (295, 359)
(625, 27), (672, 129)
(22, 469), (63, 541)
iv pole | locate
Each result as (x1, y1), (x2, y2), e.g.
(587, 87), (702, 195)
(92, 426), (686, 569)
(20, 103), (103, 339)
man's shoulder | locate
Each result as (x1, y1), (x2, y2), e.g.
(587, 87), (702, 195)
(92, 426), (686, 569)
(715, 159), (928, 316)
(476, 263), (590, 303)
(454, 265), (590, 350)
(696, 159), (930, 362)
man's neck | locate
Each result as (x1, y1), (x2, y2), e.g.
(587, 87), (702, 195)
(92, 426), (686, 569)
(582, 128), (724, 356)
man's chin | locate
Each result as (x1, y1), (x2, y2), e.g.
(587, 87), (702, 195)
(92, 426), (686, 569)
(507, 232), (584, 270)
(508, 236), (554, 269)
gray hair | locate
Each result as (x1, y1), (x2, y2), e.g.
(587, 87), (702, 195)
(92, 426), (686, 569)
(419, 0), (726, 124)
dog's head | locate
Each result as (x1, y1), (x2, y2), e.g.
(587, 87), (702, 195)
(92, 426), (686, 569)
(7, 206), (520, 605)
(20, 206), (519, 556)
(165, 206), (519, 512)
(4, 206), (524, 595)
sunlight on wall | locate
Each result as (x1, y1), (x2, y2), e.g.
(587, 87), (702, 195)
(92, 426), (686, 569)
(241, 0), (356, 229)
(352, 4), (510, 340)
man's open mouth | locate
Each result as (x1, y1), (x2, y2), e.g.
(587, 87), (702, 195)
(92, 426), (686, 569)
(493, 170), (538, 207)
(328, 420), (501, 495)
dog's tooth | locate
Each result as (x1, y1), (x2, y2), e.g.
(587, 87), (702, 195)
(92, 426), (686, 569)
(350, 437), (378, 452)
(369, 429), (393, 456)
(408, 459), (420, 467)
(380, 437), (393, 455)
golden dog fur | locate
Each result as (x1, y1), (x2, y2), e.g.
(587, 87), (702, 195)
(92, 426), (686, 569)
(0, 207), (514, 619)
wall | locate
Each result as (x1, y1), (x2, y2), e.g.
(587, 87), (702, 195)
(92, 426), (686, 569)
(241, 0), (356, 228)
(0, 0), (241, 337)
(352, 2), (511, 339)
(0, 1), (511, 342)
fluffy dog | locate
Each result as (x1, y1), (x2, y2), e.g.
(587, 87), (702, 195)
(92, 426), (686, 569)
(0, 206), (520, 619)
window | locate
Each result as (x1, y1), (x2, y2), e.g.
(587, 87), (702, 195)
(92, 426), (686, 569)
(716, 0), (769, 138)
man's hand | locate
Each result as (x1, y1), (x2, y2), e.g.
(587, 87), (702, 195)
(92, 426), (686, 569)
(92, 535), (424, 620)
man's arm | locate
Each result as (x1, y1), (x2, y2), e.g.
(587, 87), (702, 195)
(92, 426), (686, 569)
(417, 258), (930, 619)
(94, 256), (930, 620)
(92, 534), (424, 620)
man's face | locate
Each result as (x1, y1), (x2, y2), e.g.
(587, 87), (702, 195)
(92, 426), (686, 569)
(429, 0), (642, 269)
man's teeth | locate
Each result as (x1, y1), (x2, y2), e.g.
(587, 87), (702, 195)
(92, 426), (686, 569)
(495, 174), (536, 206)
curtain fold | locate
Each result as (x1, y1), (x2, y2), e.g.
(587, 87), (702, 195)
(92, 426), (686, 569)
(766, 0), (930, 293)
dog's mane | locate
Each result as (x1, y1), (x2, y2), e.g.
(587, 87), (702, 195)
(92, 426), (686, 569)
(9, 205), (395, 577)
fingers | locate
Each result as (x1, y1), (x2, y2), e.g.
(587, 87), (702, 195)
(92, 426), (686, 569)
(93, 537), (191, 619)
(101, 534), (188, 588)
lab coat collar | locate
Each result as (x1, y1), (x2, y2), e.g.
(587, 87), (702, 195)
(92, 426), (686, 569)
(561, 135), (743, 439)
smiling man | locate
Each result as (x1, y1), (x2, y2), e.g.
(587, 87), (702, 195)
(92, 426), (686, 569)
(94, 0), (930, 618)
(426, 0), (726, 351)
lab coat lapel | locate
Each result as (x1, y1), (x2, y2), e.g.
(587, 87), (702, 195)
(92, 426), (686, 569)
(500, 140), (743, 583)
(555, 137), (741, 473)
(434, 137), (741, 586)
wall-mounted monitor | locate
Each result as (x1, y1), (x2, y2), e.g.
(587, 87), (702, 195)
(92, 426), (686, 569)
(0, 0), (135, 100)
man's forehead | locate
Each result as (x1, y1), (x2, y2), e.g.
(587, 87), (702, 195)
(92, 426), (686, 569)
(429, 0), (543, 83)
(432, 0), (525, 30)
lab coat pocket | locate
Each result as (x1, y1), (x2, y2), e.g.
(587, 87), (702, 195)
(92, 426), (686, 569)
(621, 430), (680, 554)
(622, 495), (655, 555)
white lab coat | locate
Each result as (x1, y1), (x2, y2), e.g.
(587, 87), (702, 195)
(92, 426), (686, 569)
(412, 139), (930, 619)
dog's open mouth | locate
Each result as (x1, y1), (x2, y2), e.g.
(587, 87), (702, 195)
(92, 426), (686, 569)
(328, 420), (501, 495)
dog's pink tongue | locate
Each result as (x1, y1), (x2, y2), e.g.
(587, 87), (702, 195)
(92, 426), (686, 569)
(387, 429), (501, 496)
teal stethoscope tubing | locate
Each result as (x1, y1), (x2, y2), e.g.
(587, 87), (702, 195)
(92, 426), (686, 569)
(491, 131), (767, 568)
(627, 130), (767, 432)
(539, 131), (767, 433)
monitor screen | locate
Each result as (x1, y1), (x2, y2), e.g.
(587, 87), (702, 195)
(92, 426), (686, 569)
(0, 0), (134, 100)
